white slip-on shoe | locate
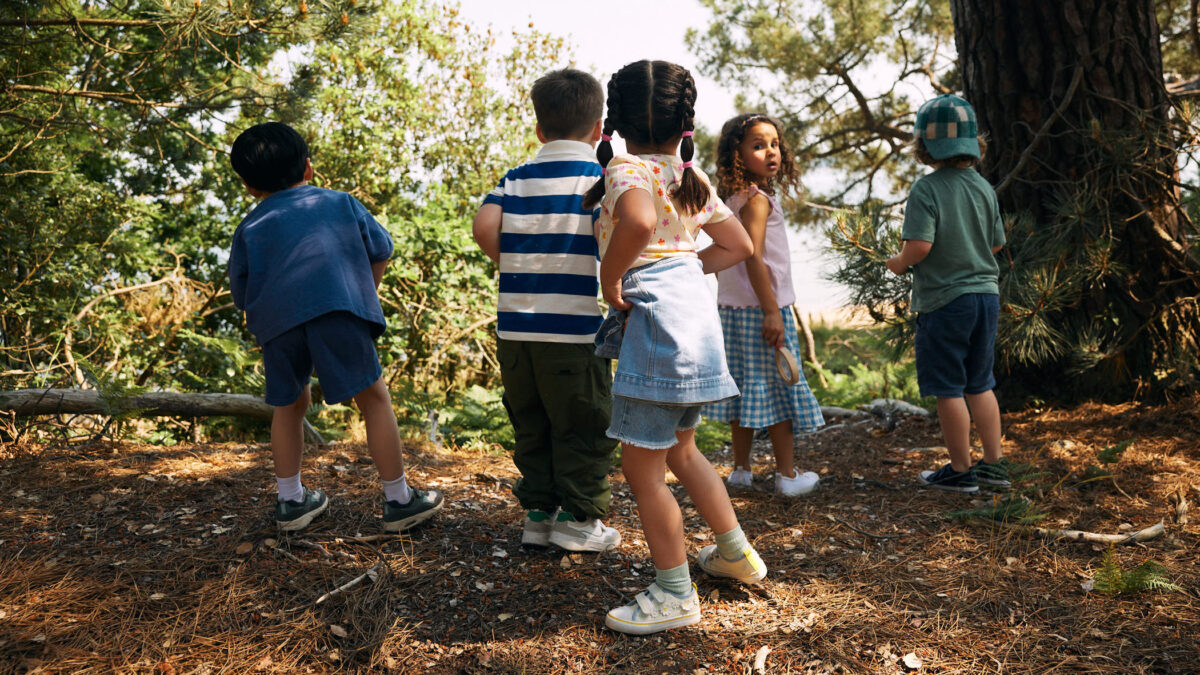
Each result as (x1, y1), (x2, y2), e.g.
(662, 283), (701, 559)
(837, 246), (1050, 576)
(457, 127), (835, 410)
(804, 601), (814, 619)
(775, 470), (820, 496)
(726, 467), (754, 488)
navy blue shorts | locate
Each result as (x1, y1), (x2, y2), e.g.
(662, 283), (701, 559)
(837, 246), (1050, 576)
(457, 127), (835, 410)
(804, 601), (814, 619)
(914, 293), (999, 398)
(261, 311), (382, 406)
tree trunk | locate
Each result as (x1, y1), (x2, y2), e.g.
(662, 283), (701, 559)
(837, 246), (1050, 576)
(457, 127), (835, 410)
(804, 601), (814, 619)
(951, 0), (1200, 398)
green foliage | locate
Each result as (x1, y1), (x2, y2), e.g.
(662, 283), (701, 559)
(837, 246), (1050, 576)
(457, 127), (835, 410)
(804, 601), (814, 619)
(1093, 547), (1183, 596)
(1096, 440), (1134, 465)
(695, 419), (731, 455)
(437, 385), (513, 452)
(688, 0), (954, 224)
(1, 0), (567, 442)
(805, 322), (928, 409)
(947, 495), (1046, 526)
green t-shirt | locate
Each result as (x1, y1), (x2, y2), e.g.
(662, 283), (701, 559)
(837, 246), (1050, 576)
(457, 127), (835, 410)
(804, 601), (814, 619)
(901, 167), (1005, 313)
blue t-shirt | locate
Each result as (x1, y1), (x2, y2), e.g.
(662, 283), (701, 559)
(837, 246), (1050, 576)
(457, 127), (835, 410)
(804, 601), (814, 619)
(483, 140), (603, 343)
(228, 185), (393, 345)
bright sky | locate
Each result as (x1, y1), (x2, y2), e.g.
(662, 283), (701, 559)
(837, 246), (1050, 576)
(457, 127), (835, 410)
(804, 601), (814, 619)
(457, 0), (851, 312)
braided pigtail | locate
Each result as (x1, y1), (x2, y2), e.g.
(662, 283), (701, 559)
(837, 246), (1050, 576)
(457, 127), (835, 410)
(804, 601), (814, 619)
(672, 70), (708, 216)
(582, 79), (622, 209)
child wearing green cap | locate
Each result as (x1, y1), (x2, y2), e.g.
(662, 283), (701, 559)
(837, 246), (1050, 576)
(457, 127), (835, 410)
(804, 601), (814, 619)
(885, 94), (1010, 494)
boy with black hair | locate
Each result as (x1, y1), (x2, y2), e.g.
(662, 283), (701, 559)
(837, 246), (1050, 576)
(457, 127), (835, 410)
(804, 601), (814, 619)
(885, 95), (1010, 494)
(472, 69), (621, 552)
(228, 121), (442, 531)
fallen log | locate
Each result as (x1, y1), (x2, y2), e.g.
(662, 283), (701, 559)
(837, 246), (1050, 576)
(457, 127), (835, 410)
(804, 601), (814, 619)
(0, 388), (325, 443)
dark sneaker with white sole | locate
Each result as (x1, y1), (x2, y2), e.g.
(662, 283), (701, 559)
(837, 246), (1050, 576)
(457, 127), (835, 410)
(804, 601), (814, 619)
(275, 487), (328, 531)
(917, 463), (979, 493)
(382, 487), (444, 532)
(972, 458), (1012, 489)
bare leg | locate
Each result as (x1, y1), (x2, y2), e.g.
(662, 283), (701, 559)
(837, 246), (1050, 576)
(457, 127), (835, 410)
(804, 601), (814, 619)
(966, 390), (1002, 463)
(936, 397), (972, 472)
(730, 422), (753, 470)
(353, 377), (405, 481)
(621, 443), (686, 569)
(271, 386), (310, 479)
(666, 429), (738, 535)
(767, 420), (795, 477)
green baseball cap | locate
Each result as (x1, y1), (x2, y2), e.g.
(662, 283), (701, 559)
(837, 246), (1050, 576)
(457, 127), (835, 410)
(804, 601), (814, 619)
(914, 94), (980, 160)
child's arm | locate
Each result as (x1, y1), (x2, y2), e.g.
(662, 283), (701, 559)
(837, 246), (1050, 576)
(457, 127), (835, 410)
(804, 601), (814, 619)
(698, 215), (753, 276)
(371, 259), (389, 289)
(737, 194), (785, 348)
(472, 204), (503, 264)
(886, 239), (932, 275)
(599, 190), (658, 310)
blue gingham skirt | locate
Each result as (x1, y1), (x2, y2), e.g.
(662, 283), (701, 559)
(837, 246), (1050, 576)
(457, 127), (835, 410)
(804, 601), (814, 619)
(704, 306), (825, 431)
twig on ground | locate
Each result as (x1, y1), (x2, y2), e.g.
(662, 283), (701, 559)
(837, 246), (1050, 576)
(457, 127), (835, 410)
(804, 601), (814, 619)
(293, 539), (333, 558)
(314, 563), (382, 605)
(832, 517), (901, 540)
(324, 533), (405, 544)
(271, 546), (304, 564)
(983, 520), (1166, 544)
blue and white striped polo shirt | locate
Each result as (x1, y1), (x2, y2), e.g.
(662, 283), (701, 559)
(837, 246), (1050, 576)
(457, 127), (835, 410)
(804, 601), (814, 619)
(482, 140), (604, 343)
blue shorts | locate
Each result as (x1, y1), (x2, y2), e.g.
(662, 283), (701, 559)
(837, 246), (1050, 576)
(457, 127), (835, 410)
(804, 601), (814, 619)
(608, 395), (702, 450)
(914, 293), (999, 398)
(261, 311), (382, 406)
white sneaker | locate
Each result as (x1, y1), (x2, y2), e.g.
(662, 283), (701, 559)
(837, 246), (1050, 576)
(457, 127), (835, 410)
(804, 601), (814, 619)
(605, 582), (700, 635)
(726, 467), (753, 488)
(548, 515), (621, 552)
(521, 509), (555, 547)
(697, 544), (768, 584)
(775, 470), (820, 496)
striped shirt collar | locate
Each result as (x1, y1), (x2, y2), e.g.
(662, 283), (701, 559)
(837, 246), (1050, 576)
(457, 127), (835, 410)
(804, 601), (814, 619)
(535, 139), (597, 163)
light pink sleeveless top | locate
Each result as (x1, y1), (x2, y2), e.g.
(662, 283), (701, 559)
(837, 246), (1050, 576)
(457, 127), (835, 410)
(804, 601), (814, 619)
(716, 185), (796, 308)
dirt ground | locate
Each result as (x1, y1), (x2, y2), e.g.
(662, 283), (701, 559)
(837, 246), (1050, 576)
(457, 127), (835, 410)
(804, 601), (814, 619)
(1, 399), (1198, 674)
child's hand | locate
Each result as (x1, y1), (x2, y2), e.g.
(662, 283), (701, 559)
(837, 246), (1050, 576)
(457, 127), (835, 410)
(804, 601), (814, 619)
(603, 280), (631, 311)
(885, 256), (908, 275)
(762, 311), (784, 349)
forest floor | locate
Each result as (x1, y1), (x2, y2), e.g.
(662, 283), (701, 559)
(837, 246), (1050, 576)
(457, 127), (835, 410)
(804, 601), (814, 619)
(1, 398), (1198, 674)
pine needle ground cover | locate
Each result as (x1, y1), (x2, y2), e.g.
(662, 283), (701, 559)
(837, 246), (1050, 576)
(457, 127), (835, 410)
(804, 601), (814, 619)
(2, 399), (1197, 674)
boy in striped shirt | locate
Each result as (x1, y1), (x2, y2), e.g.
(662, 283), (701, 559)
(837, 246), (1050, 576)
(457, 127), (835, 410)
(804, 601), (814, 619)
(472, 69), (621, 553)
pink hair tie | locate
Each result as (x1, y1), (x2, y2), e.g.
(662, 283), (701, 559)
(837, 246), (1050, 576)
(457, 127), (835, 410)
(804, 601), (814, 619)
(601, 168), (607, 175)
(681, 131), (694, 138)
(601, 134), (612, 141)
(680, 161), (694, 169)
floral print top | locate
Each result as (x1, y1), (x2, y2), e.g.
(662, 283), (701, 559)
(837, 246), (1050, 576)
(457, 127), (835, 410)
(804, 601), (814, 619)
(596, 153), (734, 267)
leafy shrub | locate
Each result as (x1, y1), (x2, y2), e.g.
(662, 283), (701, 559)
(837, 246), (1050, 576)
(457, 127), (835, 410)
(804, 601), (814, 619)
(1093, 546), (1182, 596)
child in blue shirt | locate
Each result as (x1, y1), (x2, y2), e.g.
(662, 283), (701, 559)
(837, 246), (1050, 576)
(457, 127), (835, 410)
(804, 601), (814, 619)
(885, 95), (1009, 494)
(228, 121), (442, 532)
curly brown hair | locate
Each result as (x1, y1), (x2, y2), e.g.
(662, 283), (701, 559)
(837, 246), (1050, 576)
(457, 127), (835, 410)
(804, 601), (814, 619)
(714, 113), (799, 201)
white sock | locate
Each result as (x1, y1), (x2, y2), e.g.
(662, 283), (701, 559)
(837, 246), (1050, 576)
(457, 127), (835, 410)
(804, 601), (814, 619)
(382, 474), (412, 504)
(276, 472), (303, 503)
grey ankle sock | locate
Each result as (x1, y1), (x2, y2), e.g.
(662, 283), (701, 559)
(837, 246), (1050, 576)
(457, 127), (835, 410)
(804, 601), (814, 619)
(714, 525), (750, 562)
(654, 562), (692, 596)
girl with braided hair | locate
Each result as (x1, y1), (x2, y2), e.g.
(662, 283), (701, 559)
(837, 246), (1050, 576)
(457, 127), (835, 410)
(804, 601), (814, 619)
(586, 60), (766, 635)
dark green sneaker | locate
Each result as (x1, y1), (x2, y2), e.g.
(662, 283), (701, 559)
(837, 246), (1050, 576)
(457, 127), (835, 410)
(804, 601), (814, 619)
(275, 487), (328, 532)
(382, 487), (443, 533)
(972, 458), (1012, 489)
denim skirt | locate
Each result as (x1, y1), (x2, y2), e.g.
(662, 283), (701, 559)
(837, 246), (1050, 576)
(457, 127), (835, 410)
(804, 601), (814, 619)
(595, 256), (739, 405)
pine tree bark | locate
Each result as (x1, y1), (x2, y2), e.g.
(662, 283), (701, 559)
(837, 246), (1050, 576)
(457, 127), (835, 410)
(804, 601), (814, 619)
(950, 0), (1200, 397)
